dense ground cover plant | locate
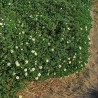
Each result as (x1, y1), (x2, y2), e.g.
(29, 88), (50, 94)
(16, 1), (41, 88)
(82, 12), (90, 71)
(0, 0), (92, 97)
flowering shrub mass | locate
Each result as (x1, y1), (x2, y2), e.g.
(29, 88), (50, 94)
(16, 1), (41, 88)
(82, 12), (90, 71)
(0, 0), (92, 97)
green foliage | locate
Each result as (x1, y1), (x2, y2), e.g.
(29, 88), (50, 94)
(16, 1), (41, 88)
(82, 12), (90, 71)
(0, 0), (92, 97)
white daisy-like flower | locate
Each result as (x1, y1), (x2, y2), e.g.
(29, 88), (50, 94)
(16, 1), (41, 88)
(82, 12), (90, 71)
(26, 42), (29, 45)
(35, 77), (38, 80)
(32, 38), (35, 42)
(15, 61), (20, 67)
(35, 61), (37, 65)
(10, 50), (14, 53)
(79, 46), (82, 50)
(24, 68), (27, 72)
(67, 27), (70, 30)
(54, 72), (56, 75)
(61, 38), (64, 40)
(21, 43), (23, 45)
(7, 62), (11, 66)
(25, 72), (28, 76)
(67, 41), (69, 44)
(47, 73), (49, 76)
(63, 60), (65, 62)
(8, 3), (11, 5)
(88, 36), (90, 40)
(76, 71), (79, 74)
(39, 66), (42, 69)
(31, 68), (35, 71)
(25, 60), (28, 64)
(64, 68), (67, 71)
(58, 65), (62, 68)
(35, 52), (37, 56)
(68, 58), (70, 60)
(69, 61), (71, 64)
(22, 31), (25, 34)
(80, 28), (83, 30)
(31, 50), (35, 53)
(13, 72), (16, 76)
(19, 33), (21, 35)
(46, 59), (49, 63)
(21, 48), (23, 51)
(79, 61), (81, 63)
(85, 63), (87, 65)
(0, 23), (3, 25)
(43, 38), (45, 41)
(73, 55), (76, 59)
(19, 95), (22, 98)
(51, 48), (54, 52)
(15, 46), (18, 49)
(16, 76), (19, 79)
(39, 34), (41, 36)
(85, 26), (87, 31)
(48, 42), (51, 46)
(38, 73), (41, 77)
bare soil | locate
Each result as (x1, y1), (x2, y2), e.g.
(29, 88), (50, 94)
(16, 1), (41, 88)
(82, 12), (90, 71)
(17, 1), (98, 98)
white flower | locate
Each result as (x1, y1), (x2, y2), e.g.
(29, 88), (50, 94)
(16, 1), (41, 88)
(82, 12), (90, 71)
(61, 38), (64, 40)
(35, 61), (37, 65)
(10, 50), (14, 53)
(79, 46), (82, 50)
(64, 68), (67, 71)
(67, 41), (69, 44)
(7, 62), (11, 66)
(26, 42), (28, 45)
(31, 50), (35, 53)
(21, 48), (23, 51)
(0, 23), (3, 25)
(38, 73), (41, 77)
(58, 65), (62, 68)
(35, 52), (37, 56)
(25, 60), (28, 64)
(68, 58), (70, 60)
(51, 48), (54, 52)
(67, 27), (70, 30)
(32, 38), (35, 42)
(15, 46), (18, 49)
(8, 3), (11, 5)
(35, 77), (38, 80)
(73, 55), (76, 59)
(43, 38), (45, 41)
(80, 28), (83, 30)
(88, 36), (90, 40)
(13, 72), (16, 75)
(54, 72), (56, 75)
(25, 72), (28, 76)
(46, 59), (49, 63)
(69, 61), (71, 64)
(47, 73), (49, 76)
(22, 31), (25, 34)
(15, 61), (20, 67)
(48, 42), (51, 46)
(39, 66), (42, 69)
(19, 95), (22, 98)
(16, 76), (19, 79)
(76, 71), (79, 74)
(31, 68), (35, 71)
(85, 26), (87, 31)
(24, 68), (27, 72)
